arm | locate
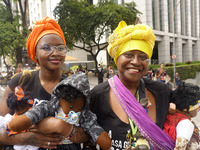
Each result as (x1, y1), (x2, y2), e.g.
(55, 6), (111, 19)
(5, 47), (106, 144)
(0, 86), (13, 116)
(80, 109), (111, 150)
(0, 129), (62, 149)
(29, 117), (90, 143)
(8, 101), (54, 132)
(0, 86), (63, 148)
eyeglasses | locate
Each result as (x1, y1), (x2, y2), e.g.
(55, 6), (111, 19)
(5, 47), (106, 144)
(37, 44), (68, 56)
(122, 52), (149, 62)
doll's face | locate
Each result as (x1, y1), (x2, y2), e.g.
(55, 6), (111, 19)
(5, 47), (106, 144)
(59, 96), (85, 115)
(15, 103), (31, 115)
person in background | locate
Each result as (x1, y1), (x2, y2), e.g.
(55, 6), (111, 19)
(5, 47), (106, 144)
(84, 63), (88, 75)
(78, 63), (83, 72)
(90, 21), (174, 149)
(97, 64), (104, 84)
(174, 72), (180, 87)
(24, 64), (31, 70)
(0, 16), (89, 149)
(154, 63), (169, 83)
(107, 66), (114, 79)
(15, 63), (23, 74)
(146, 67), (153, 80)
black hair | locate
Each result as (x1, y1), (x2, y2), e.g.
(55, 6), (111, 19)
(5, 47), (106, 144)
(54, 85), (85, 104)
(171, 81), (200, 111)
(6, 91), (33, 113)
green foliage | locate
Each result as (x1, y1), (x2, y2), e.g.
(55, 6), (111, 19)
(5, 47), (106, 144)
(54, 0), (140, 47)
(149, 62), (200, 81)
(0, 2), (28, 66)
(70, 65), (78, 71)
(54, 0), (140, 71)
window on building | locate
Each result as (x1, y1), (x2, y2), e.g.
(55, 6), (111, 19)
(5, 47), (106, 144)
(114, 0), (118, 5)
(168, 0), (170, 32)
(87, 55), (94, 61)
(159, 0), (162, 31)
(152, 0), (155, 29)
(87, 0), (93, 5)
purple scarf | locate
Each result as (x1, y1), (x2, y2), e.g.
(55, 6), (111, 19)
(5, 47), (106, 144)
(108, 75), (175, 150)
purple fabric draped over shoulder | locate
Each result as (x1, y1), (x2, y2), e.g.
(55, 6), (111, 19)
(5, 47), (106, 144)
(108, 75), (175, 150)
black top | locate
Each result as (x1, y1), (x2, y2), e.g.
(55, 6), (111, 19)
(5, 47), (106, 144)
(90, 78), (171, 150)
(8, 70), (51, 106)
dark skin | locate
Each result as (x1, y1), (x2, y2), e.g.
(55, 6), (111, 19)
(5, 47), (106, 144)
(15, 103), (30, 115)
(0, 34), (89, 148)
(27, 97), (90, 147)
(110, 50), (156, 124)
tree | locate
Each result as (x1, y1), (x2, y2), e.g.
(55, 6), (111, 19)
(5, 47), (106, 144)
(0, 0), (28, 66)
(0, 3), (27, 82)
(54, 0), (141, 72)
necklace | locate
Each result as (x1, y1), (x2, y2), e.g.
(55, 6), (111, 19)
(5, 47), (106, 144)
(125, 88), (150, 150)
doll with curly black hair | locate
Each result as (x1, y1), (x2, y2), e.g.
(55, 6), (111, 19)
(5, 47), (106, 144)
(0, 70), (38, 150)
(8, 72), (111, 150)
(163, 81), (200, 150)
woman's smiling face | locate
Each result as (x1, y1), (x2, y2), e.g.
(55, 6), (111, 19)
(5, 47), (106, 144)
(117, 50), (149, 83)
(35, 34), (66, 71)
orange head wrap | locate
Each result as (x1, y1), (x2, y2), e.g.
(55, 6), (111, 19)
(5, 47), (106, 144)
(26, 16), (66, 63)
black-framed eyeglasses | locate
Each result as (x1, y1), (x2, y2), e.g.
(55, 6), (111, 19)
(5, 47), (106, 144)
(37, 44), (68, 56)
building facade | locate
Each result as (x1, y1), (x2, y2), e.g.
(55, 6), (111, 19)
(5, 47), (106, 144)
(28, 0), (60, 27)
(133, 0), (200, 64)
(28, 0), (200, 65)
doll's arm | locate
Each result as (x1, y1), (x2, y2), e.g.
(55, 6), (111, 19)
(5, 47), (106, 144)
(80, 109), (111, 150)
(174, 119), (194, 150)
(29, 117), (90, 143)
(9, 101), (55, 132)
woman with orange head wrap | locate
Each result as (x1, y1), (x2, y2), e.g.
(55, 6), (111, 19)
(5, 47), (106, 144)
(0, 17), (90, 149)
(90, 21), (175, 149)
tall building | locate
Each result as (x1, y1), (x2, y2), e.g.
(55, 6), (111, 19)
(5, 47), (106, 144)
(28, 0), (200, 65)
(133, 0), (200, 64)
(29, 0), (60, 26)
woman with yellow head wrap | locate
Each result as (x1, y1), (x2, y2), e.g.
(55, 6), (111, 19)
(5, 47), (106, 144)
(90, 21), (175, 149)
(107, 21), (155, 63)
(0, 17), (90, 149)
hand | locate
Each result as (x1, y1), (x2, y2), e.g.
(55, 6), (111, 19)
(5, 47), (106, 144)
(23, 132), (63, 149)
(0, 129), (63, 149)
(28, 117), (64, 135)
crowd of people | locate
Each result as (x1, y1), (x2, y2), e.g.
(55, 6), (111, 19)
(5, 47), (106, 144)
(0, 16), (199, 150)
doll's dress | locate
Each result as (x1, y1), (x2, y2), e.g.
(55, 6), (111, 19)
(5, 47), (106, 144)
(0, 114), (12, 130)
(0, 113), (38, 150)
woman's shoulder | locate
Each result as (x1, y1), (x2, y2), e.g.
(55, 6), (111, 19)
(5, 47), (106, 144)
(144, 78), (170, 91)
(91, 81), (110, 95)
(8, 70), (39, 91)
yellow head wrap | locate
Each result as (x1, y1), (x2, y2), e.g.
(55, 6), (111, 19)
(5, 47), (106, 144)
(107, 21), (156, 63)
(183, 100), (200, 112)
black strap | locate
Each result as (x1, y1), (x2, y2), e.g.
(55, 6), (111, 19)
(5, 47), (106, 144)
(138, 78), (146, 101)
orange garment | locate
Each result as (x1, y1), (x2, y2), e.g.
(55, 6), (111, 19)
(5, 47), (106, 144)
(26, 16), (66, 63)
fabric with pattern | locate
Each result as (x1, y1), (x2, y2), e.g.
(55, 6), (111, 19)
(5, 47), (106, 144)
(24, 72), (104, 144)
